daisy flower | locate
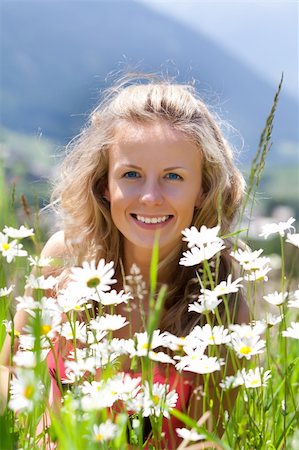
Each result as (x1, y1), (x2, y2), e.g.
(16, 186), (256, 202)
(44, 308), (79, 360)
(176, 353), (224, 375)
(190, 324), (230, 346)
(8, 370), (43, 412)
(282, 322), (299, 339)
(0, 233), (28, 263)
(213, 275), (243, 297)
(86, 328), (107, 345)
(265, 313), (283, 327)
(230, 248), (264, 265)
(259, 217), (296, 239)
(180, 241), (225, 267)
(243, 259), (271, 282)
(220, 372), (244, 390)
(263, 291), (288, 307)
(161, 332), (190, 351)
(13, 348), (50, 368)
(229, 321), (266, 338)
(99, 289), (132, 306)
(108, 373), (141, 401)
(181, 225), (221, 248)
(25, 274), (57, 290)
(92, 420), (118, 443)
(64, 358), (96, 383)
(3, 323), (20, 339)
(286, 232), (299, 248)
(148, 350), (175, 364)
(89, 314), (128, 332)
(15, 295), (40, 315)
(108, 337), (136, 356)
(89, 341), (119, 369)
(241, 367), (272, 388)
(17, 295), (60, 318)
(24, 309), (61, 339)
(132, 330), (168, 357)
(56, 286), (89, 312)
(3, 225), (34, 239)
(28, 255), (54, 268)
(142, 381), (178, 418)
(176, 428), (205, 441)
(80, 380), (118, 410)
(188, 292), (222, 314)
(227, 334), (265, 360)
(241, 255), (270, 272)
(60, 321), (87, 342)
(288, 288), (299, 308)
(13, 350), (37, 368)
(69, 259), (116, 299)
(0, 285), (14, 297)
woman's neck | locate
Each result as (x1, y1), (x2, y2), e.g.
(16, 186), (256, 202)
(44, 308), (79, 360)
(123, 246), (179, 287)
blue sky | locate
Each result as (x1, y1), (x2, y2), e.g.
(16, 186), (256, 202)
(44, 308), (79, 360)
(139, 0), (298, 99)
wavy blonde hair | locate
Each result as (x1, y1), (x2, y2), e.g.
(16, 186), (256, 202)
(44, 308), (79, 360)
(52, 75), (245, 334)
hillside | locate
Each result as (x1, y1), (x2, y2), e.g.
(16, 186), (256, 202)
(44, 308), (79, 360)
(1, 0), (298, 166)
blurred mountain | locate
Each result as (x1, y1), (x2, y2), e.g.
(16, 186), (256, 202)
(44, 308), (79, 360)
(1, 0), (298, 166)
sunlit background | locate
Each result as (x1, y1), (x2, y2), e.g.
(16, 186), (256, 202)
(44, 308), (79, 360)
(1, 0), (298, 232)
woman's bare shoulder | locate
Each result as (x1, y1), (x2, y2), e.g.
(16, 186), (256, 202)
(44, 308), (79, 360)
(40, 230), (70, 277)
(41, 230), (67, 258)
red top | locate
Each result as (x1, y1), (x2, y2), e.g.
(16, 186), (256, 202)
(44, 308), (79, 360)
(47, 343), (194, 449)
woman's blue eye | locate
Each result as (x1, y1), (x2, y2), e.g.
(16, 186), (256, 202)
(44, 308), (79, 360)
(124, 171), (140, 178)
(165, 173), (182, 180)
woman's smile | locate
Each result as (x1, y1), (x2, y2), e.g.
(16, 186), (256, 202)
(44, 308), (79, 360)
(130, 213), (174, 228)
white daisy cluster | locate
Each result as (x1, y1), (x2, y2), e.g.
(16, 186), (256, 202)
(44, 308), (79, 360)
(188, 274), (243, 314)
(0, 225), (33, 263)
(180, 225), (225, 267)
(220, 367), (272, 390)
(2, 219), (299, 446)
(230, 248), (271, 282)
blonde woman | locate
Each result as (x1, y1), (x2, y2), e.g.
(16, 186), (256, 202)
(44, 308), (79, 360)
(1, 76), (249, 448)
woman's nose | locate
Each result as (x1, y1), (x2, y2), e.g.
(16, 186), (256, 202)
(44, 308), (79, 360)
(139, 180), (163, 205)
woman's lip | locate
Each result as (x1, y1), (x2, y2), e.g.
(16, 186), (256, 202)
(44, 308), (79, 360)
(130, 213), (174, 228)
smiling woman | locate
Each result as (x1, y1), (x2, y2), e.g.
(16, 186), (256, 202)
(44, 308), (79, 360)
(0, 74), (249, 448)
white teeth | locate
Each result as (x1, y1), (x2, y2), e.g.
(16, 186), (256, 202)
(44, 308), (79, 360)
(136, 215), (170, 224)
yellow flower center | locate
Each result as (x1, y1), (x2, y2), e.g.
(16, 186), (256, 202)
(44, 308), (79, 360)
(87, 277), (100, 288)
(152, 395), (160, 405)
(240, 345), (252, 355)
(24, 384), (34, 399)
(141, 343), (149, 350)
(250, 379), (259, 386)
(41, 324), (51, 335)
(2, 243), (10, 251)
(94, 433), (104, 442)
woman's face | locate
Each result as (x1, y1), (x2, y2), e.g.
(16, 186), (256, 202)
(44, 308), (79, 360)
(106, 121), (204, 261)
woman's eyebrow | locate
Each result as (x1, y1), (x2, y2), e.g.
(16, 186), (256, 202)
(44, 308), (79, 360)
(116, 163), (142, 170)
(163, 166), (187, 172)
